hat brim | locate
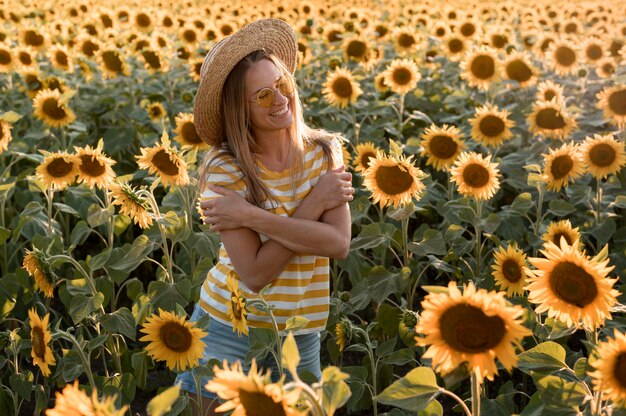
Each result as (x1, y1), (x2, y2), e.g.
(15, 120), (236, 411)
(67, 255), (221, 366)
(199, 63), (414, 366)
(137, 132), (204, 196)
(194, 19), (298, 146)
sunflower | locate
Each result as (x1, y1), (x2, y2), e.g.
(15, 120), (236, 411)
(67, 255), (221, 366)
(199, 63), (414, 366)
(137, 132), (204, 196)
(139, 308), (207, 371)
(28, 308), (56, 377)
(179, 24), (199, 47)
(73, 144), (117, 189)
(324, 23), (345, 44)
(595, 57), (616, 79)
(140, 48), (169, 74)
(542, 219), (582, 250)
(136, 144), (190, 188)
(173, 113), (207, 150)
(450, 152), (501, 200)
(15, 46), (38, 72)
(32, 89), (76, 129)
(335, 318), (352, 352)
(491, 245), (530, 297)
(19, 27), (47, 52)
(527, 100), (577, 140)
(0, 43), (14, 73)
(581, 37), (605, 63)
(383, 58), (421, 95)
(226, 274), (248, 337)
(188, 57), (204, 82)
(430, 22), (449, 39)
(352, 142), (381, 172)
(322, 67), (363, 109)
(419, 124), (465, 171)
(526, 238), (619, 329)
(579, 134), (626, 179)
(502, 51), (538, 88)
(597, 85), (626, 128)
(535, 80), (565, 104)
(362, 153), (426, 208)
(342, 36), (369, 62)
(487, 28), (510, 50)
(36, 151), (79, 190)
(205, 359), (305, 416)
(542, 142), (584, 192)
(133, 11), (153, 32)
(415, 281), (531, 383)
(374, 72), (389, 93)
(46, 381), (127, 416)
(392, 27), (420, 55)
(74, 33), (101, 58)
(589, 330), (626, 406)
(460, 46), (500, 91)
(468, 104), (515, 147)
(443, 35), (467, 61)
(98, 45), (130, 79)
(0, 120), (12, 154)
(23, 249), (55, 298)
(48, 44), (73, 73)
(145, 102), (167, 122)
(547, 39), (579, 77)
(458, 19), (480, 39)
(109, 182), (153, 229)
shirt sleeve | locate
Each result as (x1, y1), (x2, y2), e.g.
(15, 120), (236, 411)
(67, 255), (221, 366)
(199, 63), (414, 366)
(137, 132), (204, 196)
(199, 153), (247, 203)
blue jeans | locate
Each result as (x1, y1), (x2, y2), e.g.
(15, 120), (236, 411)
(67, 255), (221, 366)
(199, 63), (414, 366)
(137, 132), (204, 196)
(175, 304), (322, 399)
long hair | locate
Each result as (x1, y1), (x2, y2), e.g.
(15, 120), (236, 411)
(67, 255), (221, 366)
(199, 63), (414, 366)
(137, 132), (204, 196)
(198, 49), (342, 208)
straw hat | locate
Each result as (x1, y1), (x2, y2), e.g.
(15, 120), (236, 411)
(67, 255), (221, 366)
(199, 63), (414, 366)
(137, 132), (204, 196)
(194, 18), (298, 146)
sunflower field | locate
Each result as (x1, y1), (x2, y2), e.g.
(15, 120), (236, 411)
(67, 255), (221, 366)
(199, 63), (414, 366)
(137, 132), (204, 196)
(2, 0), (626, 414)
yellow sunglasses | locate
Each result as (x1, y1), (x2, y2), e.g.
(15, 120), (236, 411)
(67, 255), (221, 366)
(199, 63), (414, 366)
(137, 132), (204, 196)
(248, 75), (295, 108)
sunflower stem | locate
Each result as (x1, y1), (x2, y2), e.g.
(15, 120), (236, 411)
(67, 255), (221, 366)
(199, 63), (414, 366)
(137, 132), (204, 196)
(397, 93), (406, 139)
(471, 371), (481, 416)
(45, 188), (54, 236)
(140, 189), (175, 284)
(402, 217), (409, 268)
(56, 330), (96, 392)
(263, 296), (284, 380)
(439, 388), (472, 416)
(285, 381), (324, 416)
(595, 177), (602, 226)
(533, 184), (545, 256)
(474, 199), (483, 281)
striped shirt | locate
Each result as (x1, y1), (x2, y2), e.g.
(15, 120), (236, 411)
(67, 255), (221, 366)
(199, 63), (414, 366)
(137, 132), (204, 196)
(199, 137), (343, 334)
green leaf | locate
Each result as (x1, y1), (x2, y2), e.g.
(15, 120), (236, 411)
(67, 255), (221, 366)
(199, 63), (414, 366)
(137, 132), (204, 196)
(384, 348), (415, 366)
(408, 229), (446, 256)
(87, 203), (114, 228)
(0, 226), (10, 246)
(88, 248), (111, 271)
(533, 374), (587, 412)
(367, 266), (406, 301)
(245, 327), (276, 364)
(590, 218), (616, 247)
(281, 332), (300, 377)
(108, 235), (155, 272)
(284, 316), (310, 332)
(87, 334), (108, 351)
(418, 400), (443, 416)
(376, 367), (440, 412)
(322, 367), (352, 416)
(547, 200), (576, 217)
(148, 280), (191, 310)
(0, 111), (22, 123)
(509, 192), (533, 215)
(147, 384), (180, 416)
(518, 342), (567, 376)
(70, 221), (91, 246)
(9, 372), (32, 400)
(612, 195), (626, 209)
(101, 307), (136, 340)
(132, 351), (150, 390)
(69, 293), (104, 324)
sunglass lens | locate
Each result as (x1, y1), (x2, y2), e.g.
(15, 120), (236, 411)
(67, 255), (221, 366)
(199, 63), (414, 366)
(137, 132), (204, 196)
(277, 76), (294, 96)
(256, 88), (275, 108)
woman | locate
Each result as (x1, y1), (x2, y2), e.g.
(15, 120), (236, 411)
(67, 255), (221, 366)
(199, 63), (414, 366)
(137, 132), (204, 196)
(175, 18), (354, 414)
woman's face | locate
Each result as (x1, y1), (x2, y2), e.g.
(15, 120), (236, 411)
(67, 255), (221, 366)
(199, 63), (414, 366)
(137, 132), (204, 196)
(245, 59), (294, 134)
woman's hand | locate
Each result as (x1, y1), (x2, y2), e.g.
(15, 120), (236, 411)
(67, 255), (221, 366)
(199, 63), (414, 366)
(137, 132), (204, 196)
(309, 165), (354, 211)
(200, 186), (253, 231)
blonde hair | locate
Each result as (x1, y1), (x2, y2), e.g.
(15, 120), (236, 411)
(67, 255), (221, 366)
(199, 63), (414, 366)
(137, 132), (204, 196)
(198, 49), (341, 208)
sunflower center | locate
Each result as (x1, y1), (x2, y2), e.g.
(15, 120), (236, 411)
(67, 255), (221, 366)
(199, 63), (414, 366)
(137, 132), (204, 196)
(460, 23), (476, 37)
(549, 261), (598, 308)
(374, 164), (414, 195)
(238, 389), (287, 416)
(152, 150), (180, 176)
(502, 259), (522, 283)
(46, 157), (74, 178)
(32, 326), (46, 359)
(555, 46), (576, 67)
(470, 55), (495, 79)
(79, 154), (106, 177)
(19, 51), (32, 65)
(608, 90), (626, 116)
(550, 155), (574, 180)
(81, 40), (99, 57)
(136, 13), (151, 27)
(0, 50), (11, 65)
(149, 106), (164, 118)
(360, 151), (376, 168)
(544, 90), (557, 101)
(398, 33), (415, 48)
(589, 143), (616, 167)
(102, 51), (123, 72)
(55, 51), (68, 66)
(601, 63), (615, 75)
(332, 77), (353, 98)
(479, 115), (505, 137)
(462, 163), (490, 188)
(183, 29), (197, 43)
(231, 295), (243, 320)
(586, 45), (602, 60)
(439, 303), (506, 353)
(392, 68), (412, 86)
(552, 232), (572, 246)
(346, 40), (367, 59)
(536, 108), (566, 129)
(448, 39), (464, 53)
(25, 30), (44, 47)
(181, 122), (201, 144)
(492, 35), (507, 48)
(159, 322), (192, 352)
(43, 98), (68, 120)
(328, 30), (341, 43)
(142, 50), (161, 69)
(613, 353), (626, 389)
(506, 60), (532, 82)
(429, 135), (457, 159)
(436, 28), (445, 37)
